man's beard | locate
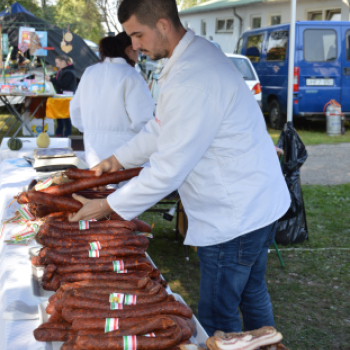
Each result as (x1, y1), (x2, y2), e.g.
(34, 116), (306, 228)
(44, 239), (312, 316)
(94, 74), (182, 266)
(149, 30), (169, 60)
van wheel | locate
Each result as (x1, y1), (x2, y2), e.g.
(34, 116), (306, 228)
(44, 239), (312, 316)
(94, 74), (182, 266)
(269, 99), (285, 129)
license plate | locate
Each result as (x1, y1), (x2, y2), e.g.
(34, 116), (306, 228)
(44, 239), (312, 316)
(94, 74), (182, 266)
(306, 78), (334, 86)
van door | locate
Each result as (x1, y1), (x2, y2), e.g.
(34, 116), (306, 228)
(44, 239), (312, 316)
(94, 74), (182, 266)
(341, 28), (350, 113)
(297, 25), (341, 114)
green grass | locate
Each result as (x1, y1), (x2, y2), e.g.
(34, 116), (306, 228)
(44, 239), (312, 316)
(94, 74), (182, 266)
(139, 184), (350, 349)
(268, 120), (350, 146)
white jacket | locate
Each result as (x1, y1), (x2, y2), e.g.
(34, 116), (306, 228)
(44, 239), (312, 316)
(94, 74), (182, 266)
(108, 30), (290, 247)
(70, 57), (155, 167)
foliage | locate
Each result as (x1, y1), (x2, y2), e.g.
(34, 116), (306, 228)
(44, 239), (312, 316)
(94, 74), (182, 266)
(177, 0), (210, 10)
(95, 0), (122, 34)
(54, 0), (104, 43)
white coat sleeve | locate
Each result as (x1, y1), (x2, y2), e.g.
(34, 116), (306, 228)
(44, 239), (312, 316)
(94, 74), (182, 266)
(69, 76), (84, 132)
(124, 73), (155, 133)
(107, 85), (227, 220)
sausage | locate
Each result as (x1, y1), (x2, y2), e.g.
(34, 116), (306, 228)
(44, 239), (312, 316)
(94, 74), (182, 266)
(40, 246), (146, 259)
(38, 233), (132, 242)
(38, 321), (72, 330)
(62, 288), (168, 305)
(52, 261), (153, 275)
(62, 301), (193, 323)
(131, 219), (153, 233)
(34, 250), (119, 265)
(44, 211), (72, 221)
(40, 168), (143, 196)
(38, 226), (133, 238)
(47, 220), (136, 231)
(47, 235), (149, 250)
(59, 277), (152, 292)
(17, 191), (82, 212)
(43, 264), (57, 282)
(64, 168), (100, 180)
(34, 328), (76, 342)
(76, 316), (182, 350)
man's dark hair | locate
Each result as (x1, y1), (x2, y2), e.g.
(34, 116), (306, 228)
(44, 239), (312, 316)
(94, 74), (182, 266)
(99, 32), (135, 67)
(118, 0), (182, 29)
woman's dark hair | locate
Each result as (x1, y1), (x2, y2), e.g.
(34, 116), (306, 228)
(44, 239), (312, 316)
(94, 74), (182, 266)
(99, 32), (135, 67)
(56, 55), (73, 65)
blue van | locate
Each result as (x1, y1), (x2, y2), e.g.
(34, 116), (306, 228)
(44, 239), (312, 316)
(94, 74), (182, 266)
(234, 21), (350, 128)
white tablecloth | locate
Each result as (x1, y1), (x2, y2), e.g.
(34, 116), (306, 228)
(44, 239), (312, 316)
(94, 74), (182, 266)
(0, 155), (82, 350)
(0, 159), (43, 350)
(0, 138), (72, 164)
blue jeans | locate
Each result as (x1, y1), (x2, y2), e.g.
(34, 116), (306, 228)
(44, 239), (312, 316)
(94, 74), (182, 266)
(197, 221), (277, 336)
(55, 118), (72, 137)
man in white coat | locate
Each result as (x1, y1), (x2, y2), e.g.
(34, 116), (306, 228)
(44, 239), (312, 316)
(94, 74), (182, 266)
(70, 0), (290, 336)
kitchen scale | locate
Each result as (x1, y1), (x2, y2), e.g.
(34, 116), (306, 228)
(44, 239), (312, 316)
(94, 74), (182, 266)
(24, 147), (88, 172)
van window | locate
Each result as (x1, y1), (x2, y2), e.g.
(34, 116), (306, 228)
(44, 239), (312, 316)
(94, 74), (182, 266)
(304, 29), (337, 62)
(267, 31), (288, 61)
(246, 34), (263, 62)
(235, 38), (244, 54)
(346, 30), (350, 61)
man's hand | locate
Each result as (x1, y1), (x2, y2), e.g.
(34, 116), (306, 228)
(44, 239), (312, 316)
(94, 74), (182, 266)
(91, 155), (123, 176)
(69, 194), (113, 222)
(90, 155), (123, 191)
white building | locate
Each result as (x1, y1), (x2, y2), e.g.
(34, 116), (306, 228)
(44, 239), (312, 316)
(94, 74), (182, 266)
(179, 0), (350, 53)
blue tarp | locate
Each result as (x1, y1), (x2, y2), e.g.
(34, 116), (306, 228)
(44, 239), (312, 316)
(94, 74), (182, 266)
(0, 2), (34, 17)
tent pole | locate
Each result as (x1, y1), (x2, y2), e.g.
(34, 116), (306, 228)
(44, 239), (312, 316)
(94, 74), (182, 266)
(287, 0), (297, 123)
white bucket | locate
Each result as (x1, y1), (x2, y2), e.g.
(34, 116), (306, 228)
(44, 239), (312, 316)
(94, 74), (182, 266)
(326, 112), (342, 136)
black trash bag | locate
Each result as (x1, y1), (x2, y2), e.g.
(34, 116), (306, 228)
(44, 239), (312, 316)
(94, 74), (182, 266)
(276, 122), (308, 245)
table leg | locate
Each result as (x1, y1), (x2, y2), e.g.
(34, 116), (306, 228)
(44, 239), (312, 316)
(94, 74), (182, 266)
(13, 98), (44, 138)
(0, 95), (35, 137)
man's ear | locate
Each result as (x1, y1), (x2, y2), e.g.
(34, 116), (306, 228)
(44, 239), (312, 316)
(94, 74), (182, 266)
(157, 18), (172, 34)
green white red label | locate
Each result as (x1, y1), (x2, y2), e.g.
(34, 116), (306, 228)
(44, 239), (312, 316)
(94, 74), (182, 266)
(89, 250), (99, 258)
(124, 335), (137, 350)
(89, 241), (101, 250)
(18, 205), (34, 221)
(35, 177), (53, 191)
(105, 318), (119, 333)
(113, 260), (126, 273)
(124, 294), (137, 305)
(144, 333), (156, 337)
(110, 302), (124, 310)
(79, 221), (89, 230)
(136, 233), (153, 238)
(109, 293), (124, 303)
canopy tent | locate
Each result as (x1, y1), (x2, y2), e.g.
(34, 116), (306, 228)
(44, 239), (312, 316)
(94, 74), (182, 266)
(0, 2), (34, 17)
(0, 6), (99, 78)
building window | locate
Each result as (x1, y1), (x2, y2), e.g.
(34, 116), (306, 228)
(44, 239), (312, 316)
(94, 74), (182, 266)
(326, 9), (341, 21)
(308, 11), (322, 21)
(270, 14), (281, 26)
(216, 18), (234, 33)
(252, 16), (261, 29)
(201, 20), (207, 36)
(267, 31), (288, 61)
(307, 8), (341, 21)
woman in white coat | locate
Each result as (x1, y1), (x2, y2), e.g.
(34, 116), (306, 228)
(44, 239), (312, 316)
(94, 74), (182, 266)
(70, 32), (155, 167)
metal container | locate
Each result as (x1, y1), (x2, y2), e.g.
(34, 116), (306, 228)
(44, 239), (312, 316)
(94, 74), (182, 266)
(326, 103), (342, 136)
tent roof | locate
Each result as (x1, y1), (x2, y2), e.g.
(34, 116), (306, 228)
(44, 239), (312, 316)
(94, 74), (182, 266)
(0, 2), (34, 17)
(179, 0), (262, 15)
(0, 11), (99, 78)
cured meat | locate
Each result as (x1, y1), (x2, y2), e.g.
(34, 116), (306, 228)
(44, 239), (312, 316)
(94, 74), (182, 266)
(206, 327), (283, 350)
(47, 220), (136, 231)
(63, 302), (193, 323)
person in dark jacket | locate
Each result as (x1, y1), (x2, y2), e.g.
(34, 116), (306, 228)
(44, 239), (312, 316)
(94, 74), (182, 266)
(46, 55), (77, 137)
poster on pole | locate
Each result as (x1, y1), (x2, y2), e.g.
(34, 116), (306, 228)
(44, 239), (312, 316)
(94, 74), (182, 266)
(18, 26), (35, 53)
(30, 31), (47, 56)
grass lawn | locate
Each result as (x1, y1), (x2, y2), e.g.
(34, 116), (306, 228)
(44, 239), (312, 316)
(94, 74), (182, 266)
(140, 184), (350, 350)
